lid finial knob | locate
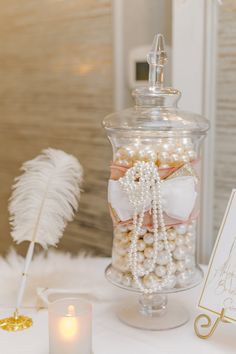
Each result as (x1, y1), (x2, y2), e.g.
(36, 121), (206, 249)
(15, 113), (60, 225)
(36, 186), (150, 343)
(147, 33), (167, 88)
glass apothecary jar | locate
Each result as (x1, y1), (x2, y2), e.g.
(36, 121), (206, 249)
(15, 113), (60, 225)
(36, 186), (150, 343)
(103, 34), (210, 330)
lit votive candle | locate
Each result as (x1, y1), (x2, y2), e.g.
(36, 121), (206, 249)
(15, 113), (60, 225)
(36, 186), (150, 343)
(48, 298), (92, 354)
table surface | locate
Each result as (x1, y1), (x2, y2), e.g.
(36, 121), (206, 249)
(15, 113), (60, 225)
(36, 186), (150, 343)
(0, 258), (235, 354)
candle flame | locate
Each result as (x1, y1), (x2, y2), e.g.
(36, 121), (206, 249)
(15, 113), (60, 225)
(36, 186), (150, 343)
(68, 305), (76, 317)
(59, 305), (78, 340)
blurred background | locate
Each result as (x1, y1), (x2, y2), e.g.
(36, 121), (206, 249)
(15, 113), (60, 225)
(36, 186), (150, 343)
(0, 0), (235, 261)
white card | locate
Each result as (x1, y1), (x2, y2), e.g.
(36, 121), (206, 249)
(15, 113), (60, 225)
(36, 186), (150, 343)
(198, 189), (236, 323)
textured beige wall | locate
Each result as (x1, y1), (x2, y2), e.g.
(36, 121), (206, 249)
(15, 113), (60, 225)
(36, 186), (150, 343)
(0, 0), (113, 255)
(214, 0), (236, 235)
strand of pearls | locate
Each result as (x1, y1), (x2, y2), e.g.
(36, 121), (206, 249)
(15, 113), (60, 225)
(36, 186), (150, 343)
(119, 161), (174, 294)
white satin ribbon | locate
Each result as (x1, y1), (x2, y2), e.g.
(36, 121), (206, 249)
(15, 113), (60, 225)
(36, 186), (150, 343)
(108, 176), (197, 222)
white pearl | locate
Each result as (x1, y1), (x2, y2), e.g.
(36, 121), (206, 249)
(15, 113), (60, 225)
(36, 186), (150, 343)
(143, 259), (153, 270)
(126, 232), (133, 242)
(125, 146), (136, 158)
(188, 150), (197, 160)
(137, 251), (145, 263)
(122, 274), (132, 287)
(156, 250), (169, 265)
(186, 243), (195, 254)
(124, 254), (129, 262)
(145, 150), (157, 161)
(120, 237), (130, 246)
(167, 262), (177, 274)
(114, 231), (123, 240)
(131, 278), (139, 289)
(181, 154), (190, 163)
(138, 227), (147, 236)
(119, 239), (129, 248)
(168, 241), (176, 252)
(159, 151), (170, 159)
(187, 223), (195, 232)
(171, 153), (180, 163)
(175, 224), (187, 235)
(176, 260), (186, 272)
(122, 256), (130, 272)
(182, 138), (193, 148)
(173, 246), (188, 260)
(184, 254), (195, 269)
(115, 257), (129, 272)
(120, 232), (132, 245)
(184, 142), (194, 150)
(137, 240), (146, 251)
(112, 248), (119, 258)
(116, 146), (136, 161)
(143, 273), (158, 288)
(137, 147), (157, 162)
(112, 269), (123, 283)
(136, 150), (145, 160)
(112, 257), (121, 270)
(158, 232), (165, 240)
(133, 141), (142, 149)
(155, 265), (167, 277)
(116, 159), (130, 167)
(144, 247), (154, 259)
(157, 240), (164, 251)
(184, 235), (195, 247)
(116, 246), (127, 256)
(162, 143), (175, 152)
(119, 224), (129, 232)
(127, 224), (134, 231)
(159, 151), (170, 163)
(143, 233), (154, 245)
(163, 275), (176, 289)
(177, 271), (192, 287)
(185, 230), (195, 238)
(167, 229), (177, 240)
(115, 148), (125, 159)
(162, 143), (170, 151)
(159, 163), (170, 169)
(176, 147), (184, 155)
(113, 239), (120, 249)
(175, 235), (185, 246)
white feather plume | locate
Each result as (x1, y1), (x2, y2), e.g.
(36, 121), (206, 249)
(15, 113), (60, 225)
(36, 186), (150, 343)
(9, 148), (83, 248)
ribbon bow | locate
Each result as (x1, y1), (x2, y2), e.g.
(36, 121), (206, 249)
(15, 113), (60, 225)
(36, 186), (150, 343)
(108, 172), (197, 222)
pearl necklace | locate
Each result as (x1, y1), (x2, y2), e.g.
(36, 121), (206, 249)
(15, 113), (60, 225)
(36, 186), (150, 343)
(119, 161), (174, 294)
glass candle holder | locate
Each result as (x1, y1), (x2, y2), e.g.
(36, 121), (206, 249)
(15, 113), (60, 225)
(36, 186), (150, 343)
(48, 298), (92, 354)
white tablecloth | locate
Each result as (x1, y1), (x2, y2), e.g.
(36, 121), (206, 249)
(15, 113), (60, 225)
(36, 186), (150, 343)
(0, 258), (234, 354)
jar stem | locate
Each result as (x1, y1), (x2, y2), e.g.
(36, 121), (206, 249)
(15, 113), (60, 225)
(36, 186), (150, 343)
(138, 293), (168, 317)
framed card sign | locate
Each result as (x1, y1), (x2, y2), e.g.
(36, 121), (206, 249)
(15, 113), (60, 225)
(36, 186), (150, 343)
(198, 189), (236, 323)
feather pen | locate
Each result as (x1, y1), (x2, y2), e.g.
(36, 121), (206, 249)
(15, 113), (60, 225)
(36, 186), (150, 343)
(0, 148), (83, 331)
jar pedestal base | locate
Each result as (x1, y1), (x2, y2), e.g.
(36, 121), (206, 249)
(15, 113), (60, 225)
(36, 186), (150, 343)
(116, 294), (189, 330)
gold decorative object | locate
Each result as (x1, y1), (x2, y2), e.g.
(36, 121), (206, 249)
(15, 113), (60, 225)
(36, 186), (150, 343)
(194, 308), (229, 339)
(0, 311), (33, 332)
(166, 162), (199, 183)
